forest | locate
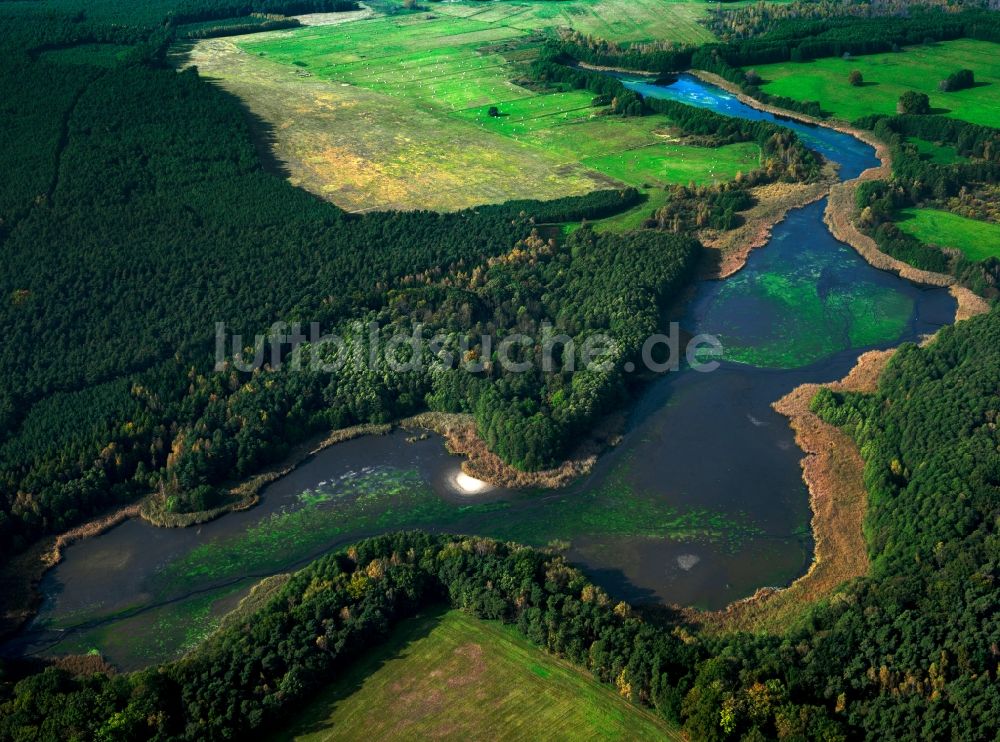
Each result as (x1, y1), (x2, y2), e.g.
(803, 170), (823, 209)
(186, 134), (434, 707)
(0, 0), (834, 554)
(2, 2), (1000, 739)
(0, 9), (656, 549)
(3, 302), (999, 742)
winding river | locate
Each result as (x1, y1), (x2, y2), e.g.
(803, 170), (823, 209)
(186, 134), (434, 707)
(3, 75), (956, 670)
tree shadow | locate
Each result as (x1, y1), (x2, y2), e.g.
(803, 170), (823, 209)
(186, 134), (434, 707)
(283, 604), (449, 738)
(172, 40), (293, 182)
(226, 91), (294, 181)
(584, 566), (660, 605)
(700, 244), (723, 276)
(928, 107), (952, 115)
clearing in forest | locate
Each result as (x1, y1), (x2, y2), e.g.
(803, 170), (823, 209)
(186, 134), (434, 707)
(274, 607), (682, 741)
(895, 208), (1000, 262)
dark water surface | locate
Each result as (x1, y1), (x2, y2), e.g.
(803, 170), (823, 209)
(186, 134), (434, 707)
(4, 75), (956, 669)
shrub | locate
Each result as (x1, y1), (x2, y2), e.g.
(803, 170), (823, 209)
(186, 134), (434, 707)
(897, 91), (930, 114)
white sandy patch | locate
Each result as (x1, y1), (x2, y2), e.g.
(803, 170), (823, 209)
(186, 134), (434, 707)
(453, 471), (491, 495)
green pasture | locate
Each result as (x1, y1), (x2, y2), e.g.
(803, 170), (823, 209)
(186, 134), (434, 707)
(752, 39), (1000, 127)
(582, 141), (760, 188)
(232, 12), (762, 210)
(273, 607), (683, 741)
(429, 0), (716, 44)
(895, 208), (1000, 261)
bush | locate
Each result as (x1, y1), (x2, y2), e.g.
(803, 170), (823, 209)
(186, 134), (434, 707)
(939, 68), (974, 92)
(897, 91), (930, 114)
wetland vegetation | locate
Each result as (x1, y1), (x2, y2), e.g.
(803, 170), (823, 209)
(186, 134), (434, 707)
(1, 1), (999, 740)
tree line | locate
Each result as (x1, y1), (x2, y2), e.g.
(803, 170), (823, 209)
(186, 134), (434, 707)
(705, 0), (997, 42)
(853, 112), (1000, 295)
(0, 16), (644, 551)
(5, 308), (999, 739)
(169, 0), (357, 25)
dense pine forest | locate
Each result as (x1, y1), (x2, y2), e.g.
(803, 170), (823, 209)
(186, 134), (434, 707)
(1, 1), (1000, 739)
(2, 302), (998, 739)
(0, 10), (653, 549)
(0, 0), (838, 552)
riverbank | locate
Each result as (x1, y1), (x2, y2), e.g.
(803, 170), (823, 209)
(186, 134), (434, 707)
(685, 70), (979, 295)
(675, 70), (998, 630)
(401, 412), (623, 490)
(0, 501), (142, 639)
(0, 422), (391, 640)
(698, 165), (838, 279)
(700, 292), (990, 634)
(139, 423), (391, 528)
(687, 70), (888, 154)
(683, 69), (888, 279)
(697, 349), (891, 634)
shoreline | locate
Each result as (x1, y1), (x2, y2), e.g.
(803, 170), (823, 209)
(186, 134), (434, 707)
(698, 166), (838, 279)
(400, 411), (623, 490)
(138, 422), (391, 528)
(702, 281), (989, 632)
(3, 68), (991, 649)
(0, 409), (610, 641)
(0, 502), (142, 640)
(696, 349), (893, 633)
(684, 68), (992, 628)
(0, 422), (391, 641)
(687, 69), (990, 303)
(683, 68), (880, 280)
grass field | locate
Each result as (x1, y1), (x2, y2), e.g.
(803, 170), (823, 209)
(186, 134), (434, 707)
(909, 137), (966, 165)
(181, 10), (755, 212)
(895, 208), (1000, 261)
(275, 607), (682, 741)
(752, 39), (1000, 127)
(428, 0), (716, 44)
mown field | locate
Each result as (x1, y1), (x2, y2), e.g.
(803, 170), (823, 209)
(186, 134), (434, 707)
(274, 607), (682, 741)
(428, 0), (716, 44)
(895, 208), (1000, 261)
(752, 39), (1000, 127)
(181, 8), (756, 212)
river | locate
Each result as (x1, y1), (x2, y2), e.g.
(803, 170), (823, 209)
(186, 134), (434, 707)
(3, 74), (956, 670)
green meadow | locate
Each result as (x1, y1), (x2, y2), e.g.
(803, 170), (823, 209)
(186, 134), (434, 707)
(752, 39), (1000, 127)
(895, 208), (1000, 261)
(197, 9), (754, 211)
(909, 137), (967, 165)
(428, 0), (716, 45)
(273, 607), (683, 741)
